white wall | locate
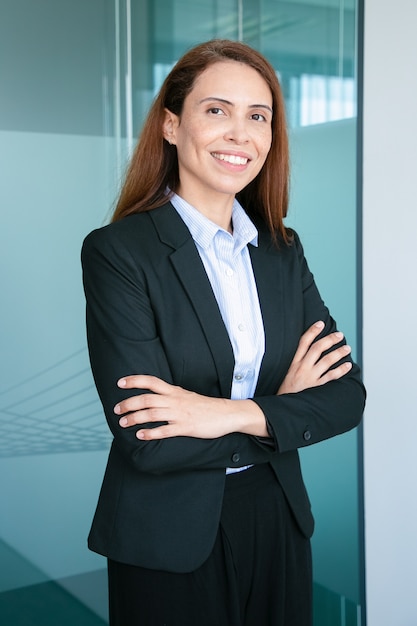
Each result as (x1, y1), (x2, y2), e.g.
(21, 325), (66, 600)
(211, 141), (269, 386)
(363, 1), (417, 625)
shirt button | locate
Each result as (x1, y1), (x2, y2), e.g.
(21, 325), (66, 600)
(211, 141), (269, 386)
(303, 430), (312, 441)
(238, 323), (246, 331)
(225, 268), (234, 277)
(234, 373), (243, 381)
(231, 453), (240, 463)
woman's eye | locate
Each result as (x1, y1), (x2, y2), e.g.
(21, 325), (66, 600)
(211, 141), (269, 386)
(251, 113), (267, 122)
(208, 107), (225, 116)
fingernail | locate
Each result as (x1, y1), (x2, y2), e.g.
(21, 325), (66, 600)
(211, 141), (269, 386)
(119, 417), (128, 426)
(118, 378), (126, 387)
(335, 332), (344, 339)
(343, 344), (351, 353)
(136, 430), (145, 439)
(114, 404), (121, 414)
(315, 321), (325, 329)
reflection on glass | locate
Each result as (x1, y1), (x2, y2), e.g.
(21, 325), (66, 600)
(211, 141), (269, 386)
(129, 0), (357, 135)
(293, 74), (355, 126)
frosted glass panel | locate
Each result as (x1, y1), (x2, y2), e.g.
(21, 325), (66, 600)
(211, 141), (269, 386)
(288, 119), (360, 606)
(0, 129), (114, 623)
(0, 0), (118, 622)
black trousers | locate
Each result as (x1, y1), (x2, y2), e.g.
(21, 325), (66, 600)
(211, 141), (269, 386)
(108, 463), (312, 626)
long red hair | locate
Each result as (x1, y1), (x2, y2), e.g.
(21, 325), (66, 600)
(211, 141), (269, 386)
(112, 39), (290, 243)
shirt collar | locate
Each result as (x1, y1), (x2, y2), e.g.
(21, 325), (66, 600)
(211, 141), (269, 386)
(170, 192), (258, 251)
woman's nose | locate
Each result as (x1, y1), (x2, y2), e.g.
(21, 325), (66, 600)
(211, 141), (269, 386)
(223, 117), (250, 144)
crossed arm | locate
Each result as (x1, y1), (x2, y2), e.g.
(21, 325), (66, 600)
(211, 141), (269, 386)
(115, 320), (352, 441)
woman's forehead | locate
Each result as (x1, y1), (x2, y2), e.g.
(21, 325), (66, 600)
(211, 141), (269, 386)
(189, 61), (273, 106)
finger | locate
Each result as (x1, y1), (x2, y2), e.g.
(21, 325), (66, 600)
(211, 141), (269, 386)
(136, 424), (177, 440)
(117, 374), (175, 395)
(302, 330), (346, 366)
(317, 361), (352, 385)
(115, 392), (169, 417)
(118, 408), (160, 427)
(313, 344), (352, 375)
(291, 321), (326, 362)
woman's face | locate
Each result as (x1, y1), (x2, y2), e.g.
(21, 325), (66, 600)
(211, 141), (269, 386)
(163, 61), (273, 211)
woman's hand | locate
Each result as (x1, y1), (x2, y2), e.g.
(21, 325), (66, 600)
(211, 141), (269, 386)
(115, 375), (269, 441)
(277, 321), (352, 395)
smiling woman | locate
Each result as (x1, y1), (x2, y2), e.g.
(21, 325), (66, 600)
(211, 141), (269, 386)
(112, 39), (291, 243)
(161, 62), (273, 230)
(81, 39), (365, 626)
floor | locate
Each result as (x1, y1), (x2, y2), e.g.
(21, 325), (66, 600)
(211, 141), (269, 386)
(0, 538), (361, 625)
(0, 581), (107, 626)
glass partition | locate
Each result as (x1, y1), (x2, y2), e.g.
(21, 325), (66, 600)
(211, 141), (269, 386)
(0, 1), (117, 623)
(0, 1), (362, 624)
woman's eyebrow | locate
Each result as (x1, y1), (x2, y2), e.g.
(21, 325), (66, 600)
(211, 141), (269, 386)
(199, 96), (273, 114)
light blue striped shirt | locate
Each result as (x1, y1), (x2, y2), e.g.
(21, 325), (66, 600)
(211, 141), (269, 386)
(170, 193), (265, 472)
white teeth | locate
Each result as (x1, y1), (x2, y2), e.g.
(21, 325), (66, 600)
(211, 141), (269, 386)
(213, 153), (248, 165)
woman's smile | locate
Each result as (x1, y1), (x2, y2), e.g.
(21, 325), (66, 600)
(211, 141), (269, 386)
(211, 151), (251, 167)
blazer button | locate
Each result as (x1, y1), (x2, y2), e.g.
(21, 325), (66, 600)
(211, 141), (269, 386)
(303, 430), (312, 442)
(231, 452), (240, 463)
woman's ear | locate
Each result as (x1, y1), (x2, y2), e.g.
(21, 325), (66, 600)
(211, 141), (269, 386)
(162, 108), (179, 145)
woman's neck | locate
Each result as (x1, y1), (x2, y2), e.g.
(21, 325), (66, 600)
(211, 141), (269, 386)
(175, 187), (235, 233)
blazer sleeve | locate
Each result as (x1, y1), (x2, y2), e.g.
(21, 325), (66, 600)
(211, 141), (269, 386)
(81, 225), (276, 475)
(252, 232), (366, 453)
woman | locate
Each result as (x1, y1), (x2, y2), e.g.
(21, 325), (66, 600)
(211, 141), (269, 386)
(82, 39), (365, 626)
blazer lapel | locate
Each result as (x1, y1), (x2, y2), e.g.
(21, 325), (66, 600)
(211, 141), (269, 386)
(150, 203), (287, 398)
(149, 204), (235, 398)
(249, 231), (285, 395)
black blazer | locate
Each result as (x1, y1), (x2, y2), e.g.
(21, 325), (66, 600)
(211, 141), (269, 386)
(81, 202), (365, 573)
